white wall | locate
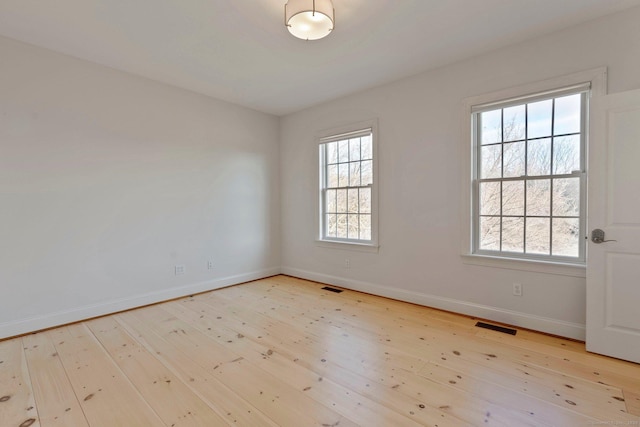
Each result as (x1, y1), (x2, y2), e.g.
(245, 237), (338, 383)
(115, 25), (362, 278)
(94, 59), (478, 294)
(0, 37), (281, 338)
(280, 7), (640, 339)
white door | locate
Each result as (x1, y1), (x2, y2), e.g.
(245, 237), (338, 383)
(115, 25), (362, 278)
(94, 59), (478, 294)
(586, 88), (640, 363)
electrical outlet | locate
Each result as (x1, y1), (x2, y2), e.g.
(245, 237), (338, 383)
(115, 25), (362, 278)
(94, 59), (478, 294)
(345, 258), (351, 269)
(175, 265), (185, 275)
(513, 283), (523, 296)
(207, 260), (214, 270)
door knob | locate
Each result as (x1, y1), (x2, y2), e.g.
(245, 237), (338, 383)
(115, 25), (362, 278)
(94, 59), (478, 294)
(591, 228), (616, 244)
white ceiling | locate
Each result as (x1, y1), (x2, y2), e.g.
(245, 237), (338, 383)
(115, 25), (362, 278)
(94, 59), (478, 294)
(1, 0), (639, 115)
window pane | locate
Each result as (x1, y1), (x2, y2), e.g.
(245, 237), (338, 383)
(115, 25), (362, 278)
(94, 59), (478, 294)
(361, 135), (372, 160)
(527, 138), (551, 176)
(526, 217), (550, 255)
(552, 218), (579, 257)
(338, 140), (349, 162)
(347, 189), (359, 213)
(480, 182), (500, 216)
(503, 105), (525, 142)
(349, 138), (361, 161)
(480, 144), (502, 179)
(336, 214), (348, 238)
(527, 100), (552, 139)
(327, 164), (338, 188)
(554, 94), (581, 135)
(338, 163), (349, 187)
(349, 162), (361, 186)
(526, 179), (550, 216)
(361, 160), (373, 185)
(502, 180), (524, 216)
(359, 188), (371, 213)
(552, 178), (580, 216)
(502, 217), (524, 253)
(503, 141), (525, 178)
(326, 214), (337, 237)
(359, 215), (372, 240)
(479, 216), (500, 250)
(348, 214), (359, 239)
(336, 189), (347, 213)
(473, 90), (584, 261)
(325, 189), (336, 213)
(326, 142), (338, 164)
(553, 135), (580, 175)
(320, 129), (374, 244)
(481, 109), (502, 145)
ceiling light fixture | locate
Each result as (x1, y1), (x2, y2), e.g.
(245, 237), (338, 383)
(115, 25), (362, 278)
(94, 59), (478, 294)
(285, 0), (334, 41)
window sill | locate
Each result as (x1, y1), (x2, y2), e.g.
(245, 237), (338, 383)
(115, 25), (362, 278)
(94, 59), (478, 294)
(462, 253), (586, 278)
(315, 239), (380, 253)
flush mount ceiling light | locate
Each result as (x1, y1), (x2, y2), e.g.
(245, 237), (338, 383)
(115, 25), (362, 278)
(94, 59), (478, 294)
(285, 0), (335, 41)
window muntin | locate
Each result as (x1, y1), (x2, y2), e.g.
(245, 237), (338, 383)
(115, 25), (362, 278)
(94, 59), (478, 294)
(320, 128), (373, 243)
(473, 88), (587, 262)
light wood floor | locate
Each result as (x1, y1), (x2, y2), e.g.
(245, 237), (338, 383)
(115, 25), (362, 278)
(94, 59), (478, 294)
(1, 275), (639, 426)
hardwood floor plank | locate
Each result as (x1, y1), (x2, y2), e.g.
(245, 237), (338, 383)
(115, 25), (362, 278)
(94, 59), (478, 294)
(273, 276), (638, 386)
(2, 275), (639, 426)
(625, 390), (640, 417)
(186, 294), (567, 426)
(0, 337), (40, 427)
(123, 306), (358, 427)
(474, 327), (640, 390)
(48, 324), (165, 426)
(164, 301), (428, 427)
(170, 295), (473, 426)
(416, 359), (595, 426)
(115, 312), (280, 427)
(209, 278), (635, 423)
(86, 316), (230, 427)
(276, 275), (584, 353)
(234, 277), (640, 395)
(22, 332), (89, 427)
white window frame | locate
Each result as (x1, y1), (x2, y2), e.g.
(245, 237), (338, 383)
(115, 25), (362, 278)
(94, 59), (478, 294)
(460, 68), (607, 277)
(316, 119), (379, 252)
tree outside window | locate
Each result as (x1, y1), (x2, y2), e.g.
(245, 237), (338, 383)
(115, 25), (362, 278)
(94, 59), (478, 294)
(474, 91), (586, 261)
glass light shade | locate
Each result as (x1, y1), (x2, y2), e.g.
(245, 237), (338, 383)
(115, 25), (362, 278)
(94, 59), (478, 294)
(285, 0), (334, 40)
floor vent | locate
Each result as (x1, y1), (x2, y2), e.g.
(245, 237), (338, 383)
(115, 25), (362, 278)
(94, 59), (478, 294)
(475, 321), (517, 335)
(322, 286), (344, 293)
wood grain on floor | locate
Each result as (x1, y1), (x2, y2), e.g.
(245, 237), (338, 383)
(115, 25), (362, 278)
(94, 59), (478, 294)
(1, 275), (639, 426)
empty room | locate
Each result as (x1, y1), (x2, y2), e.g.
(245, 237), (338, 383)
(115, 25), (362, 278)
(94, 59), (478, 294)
(1, 1), (640, 426)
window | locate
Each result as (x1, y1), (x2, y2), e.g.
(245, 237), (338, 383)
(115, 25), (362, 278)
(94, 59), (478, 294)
(472, 85), (588, 263)
(318, 124), (377, 246)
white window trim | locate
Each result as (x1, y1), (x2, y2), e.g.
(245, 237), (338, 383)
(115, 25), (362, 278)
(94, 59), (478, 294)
(316, 119), (379, 252)
(460, 68), (607, 277)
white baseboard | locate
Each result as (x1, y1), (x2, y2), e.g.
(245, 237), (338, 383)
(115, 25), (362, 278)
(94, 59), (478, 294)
(281, 266), (586, 341)
(3, 266), (586, 341)
(0, 267), (281, 340)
